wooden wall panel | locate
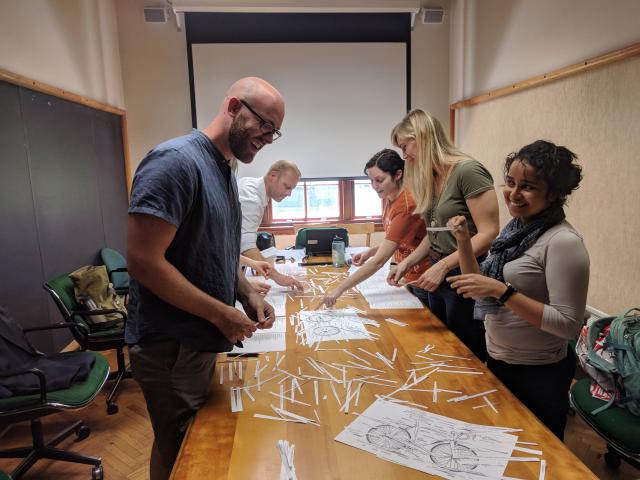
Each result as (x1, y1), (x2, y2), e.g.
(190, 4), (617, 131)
(0, 81), (127, 352)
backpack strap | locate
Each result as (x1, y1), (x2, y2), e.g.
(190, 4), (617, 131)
(585, 316), (618, 374)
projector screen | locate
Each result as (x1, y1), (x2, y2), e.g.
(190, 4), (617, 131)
(192, 42), (406, 178)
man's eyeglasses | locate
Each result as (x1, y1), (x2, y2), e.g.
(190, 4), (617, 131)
(239, 99), (282, 141)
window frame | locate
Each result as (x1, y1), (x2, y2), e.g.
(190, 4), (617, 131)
(261, 177), (384, 234)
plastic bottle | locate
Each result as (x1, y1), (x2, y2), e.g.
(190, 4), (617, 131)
(331, 235), (346, 267)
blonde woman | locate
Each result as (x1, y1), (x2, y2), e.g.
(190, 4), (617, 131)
(387, 110), (499, 361)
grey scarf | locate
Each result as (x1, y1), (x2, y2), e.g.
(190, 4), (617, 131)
(473, 205), (565, 320)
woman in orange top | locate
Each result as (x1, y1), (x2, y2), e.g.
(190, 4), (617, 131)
(318, 149), (431, 307)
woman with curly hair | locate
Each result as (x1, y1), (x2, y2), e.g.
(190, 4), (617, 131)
(448, 140), (589, 439)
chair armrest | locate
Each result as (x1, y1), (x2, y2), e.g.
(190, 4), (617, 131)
(23, 321), (90, 339)
(24, 321), (88, 335)
(0, 368), (47, 403)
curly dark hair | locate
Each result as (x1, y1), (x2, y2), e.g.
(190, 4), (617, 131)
(364, 149), (404, 180)
(505, 140), (582, 206)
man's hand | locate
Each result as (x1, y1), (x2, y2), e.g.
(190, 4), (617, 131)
(212, 306), (258, 344)
(250, 260), (273, 278)
(241, 291), (276, 329)
(272, 271), (304, 291)
(249, 279), (271, 295)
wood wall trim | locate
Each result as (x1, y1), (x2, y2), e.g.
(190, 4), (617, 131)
(449, 42), (640, 139)
(0, 67), (133, 194)
(121, 114), (133, 196)
(0, 68), (126, 116)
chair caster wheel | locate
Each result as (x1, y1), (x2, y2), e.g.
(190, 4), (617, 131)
(605, 449), (621, 469)
(92, 465), (104, 480)
(75, 424), (91, 441)
(107, 402), (119, 415)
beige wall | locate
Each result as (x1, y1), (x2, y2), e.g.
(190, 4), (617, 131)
(0, 0), (124, 108)
(411, 0), (450, 126)
(116, 0), (452, 172)
(115, 0), (192, 172)
(450, 0), (640, 101)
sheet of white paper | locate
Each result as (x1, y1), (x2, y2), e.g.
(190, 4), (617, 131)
(270, 248), (306, 262)
(336, 399), (518, 480)
(231, 304), (287, 354)
(353, 262), (423, 309)
(230, 330), (286, 354)
(266, 293), (287, 318)
(298, 309), (372, 346)
(260, 246), (279, 258)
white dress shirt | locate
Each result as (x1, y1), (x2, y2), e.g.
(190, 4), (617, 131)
(237, 176), (269, 253)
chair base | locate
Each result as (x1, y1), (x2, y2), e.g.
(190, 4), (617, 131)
(0, 419), (102, 479)
(603, 443), (640, 470)
(104, 344), (133, 415)
(105, 368), (133, 415)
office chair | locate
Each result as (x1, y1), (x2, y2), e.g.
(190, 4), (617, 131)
(569, 378), (640, 469)
(43, 273), (131, 415)
(0, 315), (109, 479)
(99, 248), (129, 298)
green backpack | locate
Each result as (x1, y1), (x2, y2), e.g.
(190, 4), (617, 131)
(605, 308), (640, 416)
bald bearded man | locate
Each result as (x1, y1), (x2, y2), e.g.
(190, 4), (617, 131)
(126, 77), (284, 479)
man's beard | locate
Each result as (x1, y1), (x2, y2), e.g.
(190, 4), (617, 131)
(229, 115), (255, 164)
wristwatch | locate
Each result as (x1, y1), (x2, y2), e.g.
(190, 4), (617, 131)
(496, 282), (517, 306)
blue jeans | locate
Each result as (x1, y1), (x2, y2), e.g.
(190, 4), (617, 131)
(407, 284), (430, 306)
(427, 267), (487, 362)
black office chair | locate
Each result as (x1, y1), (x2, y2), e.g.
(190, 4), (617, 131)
(0, 310), (109, 479)
(43, 273), (131, 415)
(99, 248), (129, 298)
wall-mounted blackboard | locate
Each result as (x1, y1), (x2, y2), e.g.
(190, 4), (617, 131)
(0, 79), (129, 353)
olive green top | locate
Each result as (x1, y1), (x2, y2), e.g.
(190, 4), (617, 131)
(423, 159), (494, 255)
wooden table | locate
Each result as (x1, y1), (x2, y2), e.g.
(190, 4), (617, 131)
(171, 266), (597, 479)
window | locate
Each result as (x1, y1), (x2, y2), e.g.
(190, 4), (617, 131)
(272, 181), (341, 222)
(353, 179), (383, 218)
(268, 178), (382, 226)
(306, 181), (340, 219)
(272, 185), (305, 221)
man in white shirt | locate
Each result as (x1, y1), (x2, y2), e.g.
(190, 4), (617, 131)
(238, 160), (304, 290)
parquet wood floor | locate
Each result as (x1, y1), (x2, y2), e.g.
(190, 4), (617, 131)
(1, 353), (638, 479)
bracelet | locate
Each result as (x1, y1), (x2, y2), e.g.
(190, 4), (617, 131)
(439, 258), (450, 271)
(496, 282), (517, 305)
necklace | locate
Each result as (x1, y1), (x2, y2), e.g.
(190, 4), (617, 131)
(429, 194), (441, 228)
(429, 163), (455, 228)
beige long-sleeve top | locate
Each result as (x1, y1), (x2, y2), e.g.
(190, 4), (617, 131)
(486, 220), (590, 365)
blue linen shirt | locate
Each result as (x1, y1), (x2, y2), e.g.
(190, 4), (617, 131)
(126, 130), (241, 352)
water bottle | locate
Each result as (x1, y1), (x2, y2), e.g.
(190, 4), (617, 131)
(331, 235), (345, 267)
